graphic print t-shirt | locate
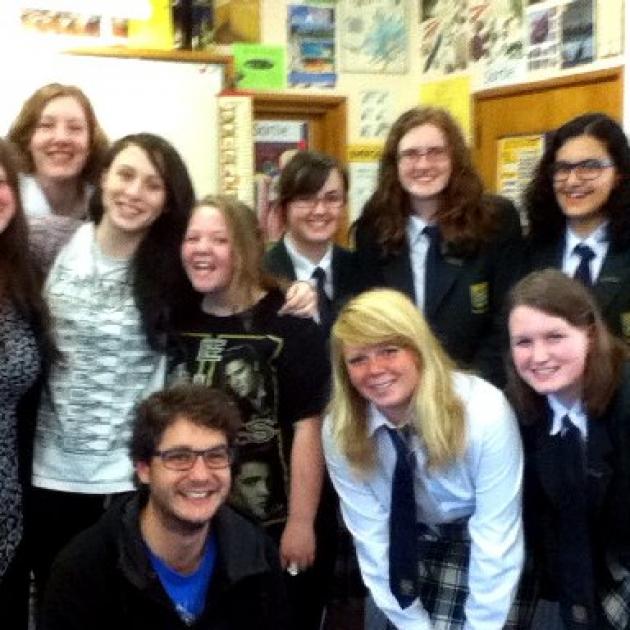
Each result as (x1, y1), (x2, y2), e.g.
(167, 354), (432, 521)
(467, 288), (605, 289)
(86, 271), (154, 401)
(168, 289), (329, 534)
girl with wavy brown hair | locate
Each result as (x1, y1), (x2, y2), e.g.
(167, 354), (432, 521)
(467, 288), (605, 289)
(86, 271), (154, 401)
(353, 106), (524, 386)
(506, 269), (630, 629)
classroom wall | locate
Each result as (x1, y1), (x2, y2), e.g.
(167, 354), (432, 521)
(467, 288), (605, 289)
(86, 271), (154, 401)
(259, 0), (628, 144)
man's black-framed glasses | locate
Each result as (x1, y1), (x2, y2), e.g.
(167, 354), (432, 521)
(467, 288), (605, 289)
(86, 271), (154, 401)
(551, 158), (615, 182)
(153, 445), (235, 471)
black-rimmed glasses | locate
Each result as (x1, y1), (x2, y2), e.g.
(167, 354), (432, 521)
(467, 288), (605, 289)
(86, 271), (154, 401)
(153, 446), (235, 471)
(550, 158), (615, 182)
(290, 193), (345, 212)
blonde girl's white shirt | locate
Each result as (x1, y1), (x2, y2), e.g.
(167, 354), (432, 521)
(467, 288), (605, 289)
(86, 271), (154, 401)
(322, 372), (524, 630)
(32, 223), (166, 494)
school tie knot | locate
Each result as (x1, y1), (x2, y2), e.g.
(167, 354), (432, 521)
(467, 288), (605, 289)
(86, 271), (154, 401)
(573, 244), (595, 287)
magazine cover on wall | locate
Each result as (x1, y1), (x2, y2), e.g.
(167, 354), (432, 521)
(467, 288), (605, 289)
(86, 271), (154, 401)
(287, 4), (336, 87)
(340, 0), (408, 73)
(527, 2), (561, 72)
(561, 0), (594, 68)
(469, 1), (527, 87)
(420, 0), (469, 76)
(254, 120), (308, 242)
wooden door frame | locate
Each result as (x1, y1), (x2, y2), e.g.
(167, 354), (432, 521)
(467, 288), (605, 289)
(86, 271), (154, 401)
(251, 92), (348, 240)
(251, 93), (347, 165)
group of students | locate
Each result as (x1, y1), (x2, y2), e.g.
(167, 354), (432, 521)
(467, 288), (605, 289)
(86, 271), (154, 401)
(0, 80), (628, 630)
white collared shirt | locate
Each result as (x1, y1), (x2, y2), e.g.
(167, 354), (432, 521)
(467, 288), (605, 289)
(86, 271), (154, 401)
(562, 223), (609, 283)
(547, 394), (588, 440)
(283, 234), (333, 299)
(323, 372), (524, 630)
(406, 215), (431, 310)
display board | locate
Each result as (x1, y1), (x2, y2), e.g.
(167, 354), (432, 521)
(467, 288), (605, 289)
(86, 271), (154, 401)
(0, 52), (224, 196)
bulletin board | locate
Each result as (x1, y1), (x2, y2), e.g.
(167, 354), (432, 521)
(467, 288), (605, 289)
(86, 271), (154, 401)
(0, 51), (225, 197)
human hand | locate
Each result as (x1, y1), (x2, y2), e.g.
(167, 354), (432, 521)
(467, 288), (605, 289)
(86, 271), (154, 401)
(278, 281), (318, 319)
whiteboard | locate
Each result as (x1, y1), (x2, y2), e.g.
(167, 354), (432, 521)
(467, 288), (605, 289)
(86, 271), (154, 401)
(0, 52), (224, 197)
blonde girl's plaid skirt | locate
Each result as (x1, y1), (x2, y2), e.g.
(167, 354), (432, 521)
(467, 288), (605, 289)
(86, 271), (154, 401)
(375, 520), (531, 630)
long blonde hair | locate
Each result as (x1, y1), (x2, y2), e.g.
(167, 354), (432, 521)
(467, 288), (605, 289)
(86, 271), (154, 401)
(330, 289), (466, 472)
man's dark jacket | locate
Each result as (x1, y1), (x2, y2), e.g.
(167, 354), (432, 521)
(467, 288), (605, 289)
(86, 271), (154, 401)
(41, 495), (290, 630)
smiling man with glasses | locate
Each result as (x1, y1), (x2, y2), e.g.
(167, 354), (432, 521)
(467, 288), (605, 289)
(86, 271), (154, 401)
(41, 385), (289, 630)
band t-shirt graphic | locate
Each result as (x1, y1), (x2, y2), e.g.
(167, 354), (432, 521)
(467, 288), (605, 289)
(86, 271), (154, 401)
(168, 289), (329, 533)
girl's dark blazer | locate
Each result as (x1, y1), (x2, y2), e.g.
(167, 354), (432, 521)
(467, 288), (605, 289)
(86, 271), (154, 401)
(353, 195), (524, 387)
(263, 239), (361, 323)
(528, 237), (630, 345)
(520, 363), (630, 598)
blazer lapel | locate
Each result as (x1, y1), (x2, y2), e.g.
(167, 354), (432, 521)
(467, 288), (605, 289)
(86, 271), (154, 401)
(425, 253), (460, 319)
(267, 240), (297, 281)
(381, 242), (416, 302)
(585, 415), (614, 518)
(593, 248), (630, 313)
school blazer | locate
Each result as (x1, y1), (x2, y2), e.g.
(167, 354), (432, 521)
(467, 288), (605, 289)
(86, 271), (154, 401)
(264, 239), (361, 322)
(520, 363), (630, 601)
(528, 238), (630, 345)
(353, 195), (524, 386)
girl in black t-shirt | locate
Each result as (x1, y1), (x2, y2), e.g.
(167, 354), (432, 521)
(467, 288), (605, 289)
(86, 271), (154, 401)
(169, 195), (332, 630)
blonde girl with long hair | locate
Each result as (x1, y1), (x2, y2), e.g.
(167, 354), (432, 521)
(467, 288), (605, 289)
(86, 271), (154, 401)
(323, 288), (524, 629)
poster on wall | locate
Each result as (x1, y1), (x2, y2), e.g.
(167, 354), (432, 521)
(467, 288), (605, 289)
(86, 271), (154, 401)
(526, 3), (560, 72)
(287, 4), (336, 87)
(340, 0), (408, 74)
(358, 89), (394, 139)
(254, 120), (308, 241)
(420, 75), (472, 140)
(597, 0), (624, 58)
(469, 0), (527, 87)
(217, 96), (254, 207)
(347, 144), (383, 224)
(233, 44), (286, 89)
(496, 134), (545, 227)
(561, 0), (594, 68)
(420, 0), (468, 76)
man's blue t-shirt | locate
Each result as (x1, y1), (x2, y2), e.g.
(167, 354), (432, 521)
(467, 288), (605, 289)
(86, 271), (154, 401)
(148, 534), (217, 625)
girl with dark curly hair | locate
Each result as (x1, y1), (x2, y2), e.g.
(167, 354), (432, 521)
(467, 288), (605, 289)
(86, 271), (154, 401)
(524, 113), (630, 345)
(353, 106), (524, 386)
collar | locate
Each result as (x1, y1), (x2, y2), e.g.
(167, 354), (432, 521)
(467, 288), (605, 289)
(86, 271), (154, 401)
(119, 495), (273, 591)
(565, 221), (609, 252)
(283, 234), (333, 281)
(547, 395), (588, 439)
(366, 403), (413, 437)
(406, 215), (430, 245)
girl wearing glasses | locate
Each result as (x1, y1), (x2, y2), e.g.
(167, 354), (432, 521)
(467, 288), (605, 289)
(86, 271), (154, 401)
(353, 107), (523, 387)
(506, 269), (630, 629)
(524, 113), (630, 343)
(168, 196), (331, 630)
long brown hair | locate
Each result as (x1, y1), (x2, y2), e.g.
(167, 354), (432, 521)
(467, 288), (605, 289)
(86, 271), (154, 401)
(355, 107), (498, 256)
(0, 140), (56, 362)
(505, 269), (626, 422)
(8, 83), (108, 184)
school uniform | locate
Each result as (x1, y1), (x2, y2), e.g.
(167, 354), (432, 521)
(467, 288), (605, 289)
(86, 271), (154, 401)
(353, 195), (524, 386)
(528, 224), (630, 345)
(520, 364), (630, 629)
(264, 235), (360, 330)
(323, 372), (524, 630)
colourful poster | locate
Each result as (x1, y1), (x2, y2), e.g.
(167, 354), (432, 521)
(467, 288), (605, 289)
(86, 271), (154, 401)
(496, 134), (545, 227)
(419, 75), (471, 139)
(287, 4), (336, 87)
(233, 44), (286, 89)
(340, 0), (408, 73)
